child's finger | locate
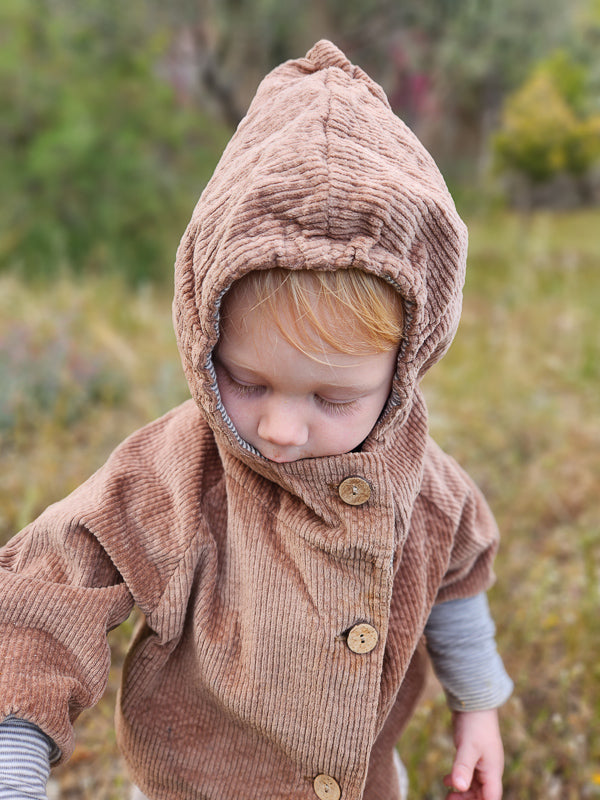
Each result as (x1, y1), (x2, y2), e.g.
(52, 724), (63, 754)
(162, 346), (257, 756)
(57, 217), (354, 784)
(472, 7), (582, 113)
(448, 749), (477, 793)
(443, 772), (482, 800)
(443, 767), (503, 800)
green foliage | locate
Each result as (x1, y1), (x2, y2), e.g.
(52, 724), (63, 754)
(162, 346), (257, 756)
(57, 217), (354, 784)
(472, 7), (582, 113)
(419, 0), (575, 108)
(162, 0), (585, 163)
(493, 50), (600, 183)
(541, 50), (589, 113)
(2, 0), (597, 279)
(494, 71), (581, 181)
(0, 0), (229, 282)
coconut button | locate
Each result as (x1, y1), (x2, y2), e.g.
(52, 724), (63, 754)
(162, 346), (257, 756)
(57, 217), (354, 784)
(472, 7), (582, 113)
(313, 774), (341, 800)
(338, 476), (371, 505)
(347, 623), (378, 654)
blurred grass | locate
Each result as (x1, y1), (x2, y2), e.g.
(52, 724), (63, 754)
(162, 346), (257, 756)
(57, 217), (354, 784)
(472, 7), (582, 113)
(1, 209), (599, 797)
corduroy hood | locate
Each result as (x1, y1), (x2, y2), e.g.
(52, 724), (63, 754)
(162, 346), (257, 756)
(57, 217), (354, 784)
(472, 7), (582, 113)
(174, 40), (468, 459)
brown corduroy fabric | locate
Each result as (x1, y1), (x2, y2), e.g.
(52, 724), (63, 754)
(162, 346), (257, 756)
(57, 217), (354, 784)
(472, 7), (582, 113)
(0, 42), (499, 799)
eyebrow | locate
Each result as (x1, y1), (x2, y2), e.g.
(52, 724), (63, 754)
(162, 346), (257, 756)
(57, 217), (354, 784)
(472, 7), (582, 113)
(315, 377), (379, 392)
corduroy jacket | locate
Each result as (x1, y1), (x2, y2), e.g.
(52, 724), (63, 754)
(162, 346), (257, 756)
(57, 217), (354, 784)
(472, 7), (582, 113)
(0, 42), (501, 800)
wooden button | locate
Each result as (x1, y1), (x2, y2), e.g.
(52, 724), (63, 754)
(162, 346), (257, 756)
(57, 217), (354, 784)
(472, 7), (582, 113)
(338, 476), (371, 506)
(313, 774), (341, 800)
(347, 623), (378, 654)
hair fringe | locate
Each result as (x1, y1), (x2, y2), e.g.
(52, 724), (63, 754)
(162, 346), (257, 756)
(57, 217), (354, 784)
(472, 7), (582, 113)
(222, 268), (404, 357)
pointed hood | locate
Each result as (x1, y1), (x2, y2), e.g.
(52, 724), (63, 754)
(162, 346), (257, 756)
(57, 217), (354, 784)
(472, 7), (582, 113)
(173, 40), (467, 457)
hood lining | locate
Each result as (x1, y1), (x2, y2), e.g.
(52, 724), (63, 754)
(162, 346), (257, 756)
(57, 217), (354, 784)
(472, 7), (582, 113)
(207, 286), (261, 456)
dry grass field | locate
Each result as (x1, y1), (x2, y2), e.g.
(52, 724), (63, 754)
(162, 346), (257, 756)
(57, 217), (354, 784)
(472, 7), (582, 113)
(1, 210), (598, 798)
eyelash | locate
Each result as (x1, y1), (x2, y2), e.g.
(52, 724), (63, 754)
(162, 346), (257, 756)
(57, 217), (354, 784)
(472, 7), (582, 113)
(223, 373), (358, 416)
(225, 375), (263, 397)
(316, 397), (358, 416)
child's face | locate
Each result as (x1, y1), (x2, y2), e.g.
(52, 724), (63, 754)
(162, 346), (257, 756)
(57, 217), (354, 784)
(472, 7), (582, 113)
(214, 288), (397, 463)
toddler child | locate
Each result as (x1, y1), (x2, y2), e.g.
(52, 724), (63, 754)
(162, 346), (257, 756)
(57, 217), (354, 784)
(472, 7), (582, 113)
(0, 40), (512, 800)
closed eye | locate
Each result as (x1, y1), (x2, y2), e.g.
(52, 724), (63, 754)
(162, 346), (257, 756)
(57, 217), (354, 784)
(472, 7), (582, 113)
(315, 396), (359, 416)
(221, 370), (265, 397)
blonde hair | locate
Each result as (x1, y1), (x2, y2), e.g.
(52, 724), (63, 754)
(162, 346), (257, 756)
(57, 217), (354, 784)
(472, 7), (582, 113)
(221, 268), (404, 356)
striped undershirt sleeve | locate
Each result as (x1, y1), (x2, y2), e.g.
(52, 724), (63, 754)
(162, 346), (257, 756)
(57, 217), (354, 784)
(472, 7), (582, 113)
(0, 717), (56, 800)
(425, 592), (514, 711)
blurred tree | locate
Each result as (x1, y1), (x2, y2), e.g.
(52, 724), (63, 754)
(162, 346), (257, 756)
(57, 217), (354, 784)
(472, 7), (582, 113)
(2, 0), (596, 281)
(492, 45), (600, 206)
(159, 0), (315, 126)
(0, 0), (229, 281)
(568, 0), (600, 111)
(159, 0), (584, 173)
(494, 71), (582, 182)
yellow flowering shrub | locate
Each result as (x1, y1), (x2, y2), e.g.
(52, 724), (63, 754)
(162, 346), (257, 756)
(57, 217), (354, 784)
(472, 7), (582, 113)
(493, 59), (600, 183)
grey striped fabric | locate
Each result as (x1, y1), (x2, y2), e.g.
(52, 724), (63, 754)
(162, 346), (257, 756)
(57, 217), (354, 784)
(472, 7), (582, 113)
(425, 592), (514, 711)
(0, 717), (53, 799)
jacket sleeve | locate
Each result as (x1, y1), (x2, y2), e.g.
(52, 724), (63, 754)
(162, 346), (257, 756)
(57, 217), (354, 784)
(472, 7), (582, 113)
(0, 479), (135, 764)
(418, 438), (501, 605)
(0, 402), (212, 765)
(412, 441), (511, 707)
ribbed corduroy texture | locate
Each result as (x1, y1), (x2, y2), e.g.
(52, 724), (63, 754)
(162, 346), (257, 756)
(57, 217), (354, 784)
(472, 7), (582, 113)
(0, 42), (500, 800)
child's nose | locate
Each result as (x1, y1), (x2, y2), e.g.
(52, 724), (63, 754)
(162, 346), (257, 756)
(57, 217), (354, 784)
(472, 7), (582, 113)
(257, 399), (309, 447)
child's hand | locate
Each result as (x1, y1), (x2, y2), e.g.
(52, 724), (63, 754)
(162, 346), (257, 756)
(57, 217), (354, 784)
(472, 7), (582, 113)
(443, 709), (504, 800)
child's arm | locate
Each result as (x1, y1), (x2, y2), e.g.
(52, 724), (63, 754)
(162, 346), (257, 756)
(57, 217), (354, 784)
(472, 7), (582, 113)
(425, 593), (512, 799)
(0, 717), (55, 800)
(0, 405), (203, 761)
